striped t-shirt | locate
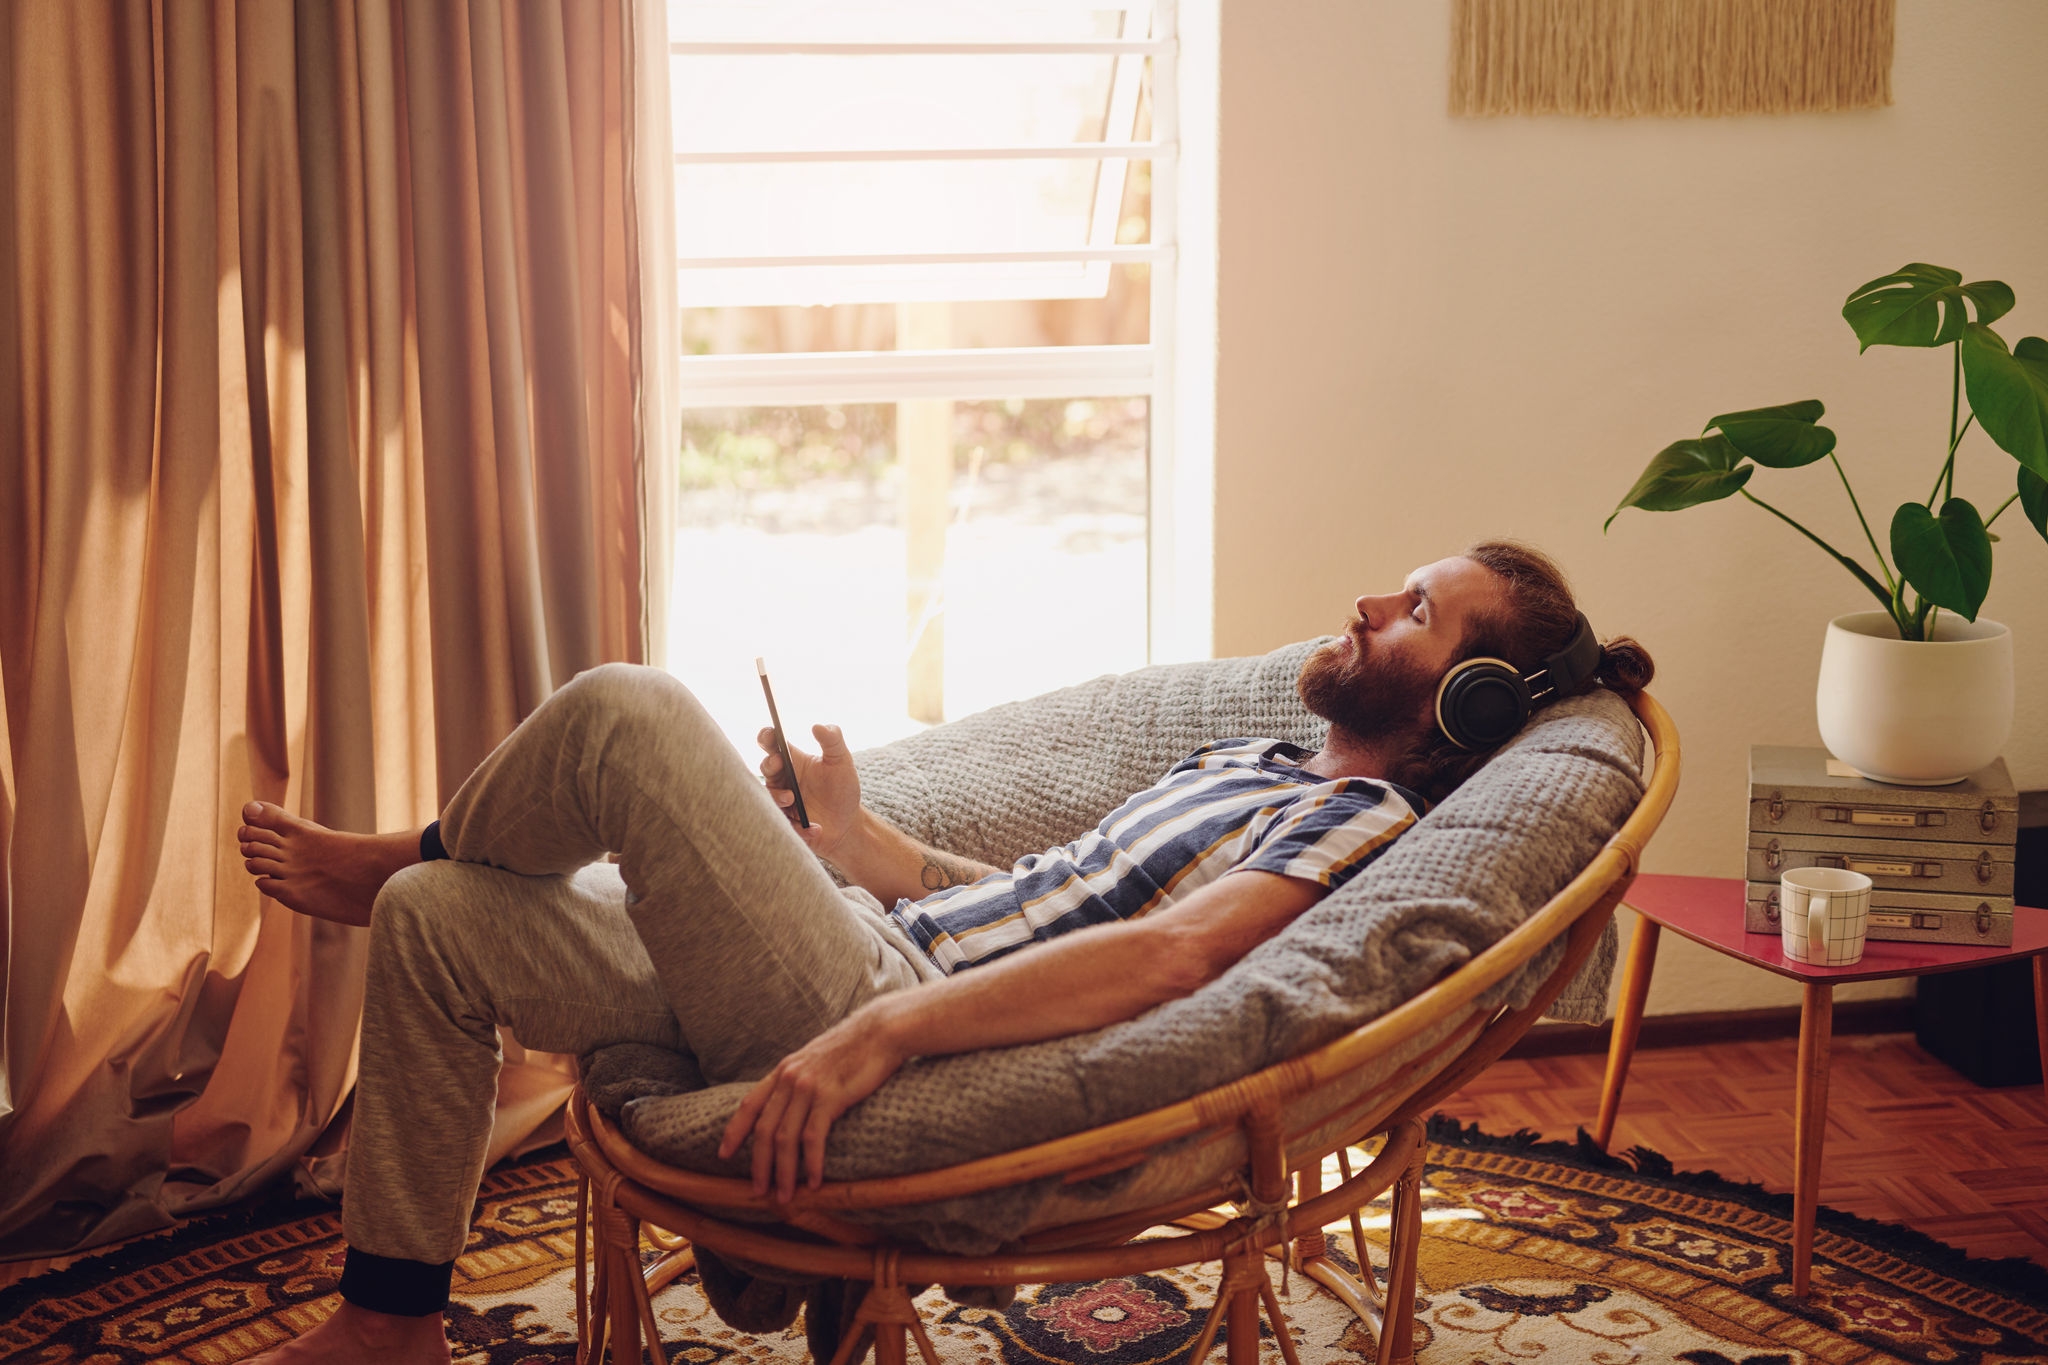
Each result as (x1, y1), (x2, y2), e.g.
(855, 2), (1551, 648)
(889, 738), (1420, 975)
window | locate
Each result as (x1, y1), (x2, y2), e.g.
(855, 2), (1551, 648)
(665, 1), (1214, 753)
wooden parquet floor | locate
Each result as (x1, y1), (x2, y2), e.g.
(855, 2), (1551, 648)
(1437, 1031), (2048, 1269)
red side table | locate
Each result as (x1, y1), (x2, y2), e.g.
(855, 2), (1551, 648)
(1593, 873), (2048, 1298)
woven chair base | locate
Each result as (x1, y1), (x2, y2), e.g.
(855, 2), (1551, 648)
(567, 1093), (1427, 1365)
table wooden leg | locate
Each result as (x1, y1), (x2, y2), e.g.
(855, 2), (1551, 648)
(1791, 981), (1834, 1299)
(1594, 914), (1661, 1151)
(2035, 955), (2048, 1114)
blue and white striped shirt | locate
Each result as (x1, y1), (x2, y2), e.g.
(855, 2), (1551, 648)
(890, 738), (1419, 975)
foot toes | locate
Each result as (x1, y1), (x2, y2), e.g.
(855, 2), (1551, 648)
(245, 857), (284, 877)
(243, 801), (292, 832)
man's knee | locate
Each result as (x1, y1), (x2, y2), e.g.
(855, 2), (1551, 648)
(554, 661), (724, 752)
(365, 863), (507, 1039)
(370, 861), (481, 962)
(557, 662), (705, 725)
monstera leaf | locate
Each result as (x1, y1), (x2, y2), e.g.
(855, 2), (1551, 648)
(1960, 325), (2048, 481)
(2021, 467), (2048, 545)
(1705, 400), (1835, 468)
(1843, 264), (2014, 351)
(1891, 498), (1992, 620)
(1605, 435), (1751, 531)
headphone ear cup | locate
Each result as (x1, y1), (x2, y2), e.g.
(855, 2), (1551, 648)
(1436, 659), (1532, 750)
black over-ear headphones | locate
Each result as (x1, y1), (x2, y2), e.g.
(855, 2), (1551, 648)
(1434, 612), (1603, 751)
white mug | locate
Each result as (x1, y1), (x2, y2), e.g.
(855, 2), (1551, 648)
(1780, 867), (1873, 967)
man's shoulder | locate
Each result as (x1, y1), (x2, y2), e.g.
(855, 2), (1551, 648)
(1173, 737), (1307, 769)
(1159, 742), (1424, 822)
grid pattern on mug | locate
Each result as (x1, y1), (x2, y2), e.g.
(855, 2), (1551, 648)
(1782, 878), (1872, 966)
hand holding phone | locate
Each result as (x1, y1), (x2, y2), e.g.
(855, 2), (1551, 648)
(756, 658), (810, 828)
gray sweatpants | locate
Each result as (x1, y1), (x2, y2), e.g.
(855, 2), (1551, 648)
(343, 663), (936, 1266)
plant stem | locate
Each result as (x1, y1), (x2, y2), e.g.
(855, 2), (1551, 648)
(1948, 340), (1961, 501)
(1828, 452), (1896, 592)
(1739, 488), (1897, 616)
(1928, 452), (1952, 507)
(1927, 451), (1953, 507)
(1912, 595), (1936, 640)
(1928, 413), (1977, 507)
(1985, 490), (2020, 528)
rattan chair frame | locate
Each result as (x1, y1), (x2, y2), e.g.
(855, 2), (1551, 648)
(566, 692), (1679, 1365)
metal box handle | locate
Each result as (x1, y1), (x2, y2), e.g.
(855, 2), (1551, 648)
(1816, 854), (1938, 878)
(1816, 805), (1946, 828)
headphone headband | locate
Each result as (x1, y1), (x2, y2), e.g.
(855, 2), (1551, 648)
(1434, 612), (1602, 751)
(1527, 612), (1602, 703)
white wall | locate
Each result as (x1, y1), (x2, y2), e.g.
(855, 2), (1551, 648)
(1213, 0), (2048, 1014)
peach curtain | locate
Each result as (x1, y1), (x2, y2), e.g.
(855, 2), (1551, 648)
(0, 0), (672, 1258)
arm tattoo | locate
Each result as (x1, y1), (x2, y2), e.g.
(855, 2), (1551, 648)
(918, 849), (987, 892)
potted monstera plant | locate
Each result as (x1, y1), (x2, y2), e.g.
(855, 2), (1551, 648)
(1608, 263), (2048, 784)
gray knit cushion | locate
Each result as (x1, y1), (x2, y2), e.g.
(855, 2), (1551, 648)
(594, 641), (1643, 1252)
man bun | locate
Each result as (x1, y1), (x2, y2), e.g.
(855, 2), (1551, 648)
(1595, 635), (1655, 695)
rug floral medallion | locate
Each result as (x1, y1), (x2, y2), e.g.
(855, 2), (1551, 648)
(4, 1124), (2044, 1364)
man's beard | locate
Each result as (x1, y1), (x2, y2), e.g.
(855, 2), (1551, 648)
(1296, 628), (1441, 748)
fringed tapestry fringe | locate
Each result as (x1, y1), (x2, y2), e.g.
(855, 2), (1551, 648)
(1450, 0), (1895, 118)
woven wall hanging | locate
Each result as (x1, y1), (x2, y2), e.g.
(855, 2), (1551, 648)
(1450, 0), (1895, 117)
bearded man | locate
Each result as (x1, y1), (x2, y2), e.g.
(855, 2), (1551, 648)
(235, 539), (1652, 1365)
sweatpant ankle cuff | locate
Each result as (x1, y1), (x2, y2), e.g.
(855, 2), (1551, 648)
(419, 820), (449, 862)
(338, 1247), (455, 1316)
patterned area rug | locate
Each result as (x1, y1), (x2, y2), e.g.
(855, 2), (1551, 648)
(5, 1117), (2045, 1364)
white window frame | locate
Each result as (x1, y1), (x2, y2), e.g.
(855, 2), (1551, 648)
(667, 1), (1217, 663)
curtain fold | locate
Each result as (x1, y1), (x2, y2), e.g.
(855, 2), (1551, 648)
(0, 0), (665, 1259)
(630, 0), (678, 671)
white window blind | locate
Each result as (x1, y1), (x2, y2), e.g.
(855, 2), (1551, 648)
(665, 1), (1212, 748)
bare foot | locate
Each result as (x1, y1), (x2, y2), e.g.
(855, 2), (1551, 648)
(239, 802), (425, 927)
(241, 1300), (452, 1364)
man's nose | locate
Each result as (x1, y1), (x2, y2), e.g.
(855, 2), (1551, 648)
(1354, 593), (1392, 627)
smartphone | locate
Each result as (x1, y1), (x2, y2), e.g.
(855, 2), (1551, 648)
(755, 658), (810, 828)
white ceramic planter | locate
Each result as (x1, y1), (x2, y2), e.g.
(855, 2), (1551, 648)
(1815, 611), (2013, 785)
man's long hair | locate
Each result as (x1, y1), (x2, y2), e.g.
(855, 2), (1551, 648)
(1385, 541), (1655, 807)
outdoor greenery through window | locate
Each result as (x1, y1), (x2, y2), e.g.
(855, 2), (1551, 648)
(666, 1), (1173, 754)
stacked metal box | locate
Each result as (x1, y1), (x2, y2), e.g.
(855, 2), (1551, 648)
(1747, 745), (2018, 947)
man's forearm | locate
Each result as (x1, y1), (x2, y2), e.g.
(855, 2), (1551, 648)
(859, 870), (1322, 1062)
(717, 920), (1195, 1201)
(826, 808), (1003, 906)
(719, 870), (1322, 1199)
(868, 914), (1196, 1062)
